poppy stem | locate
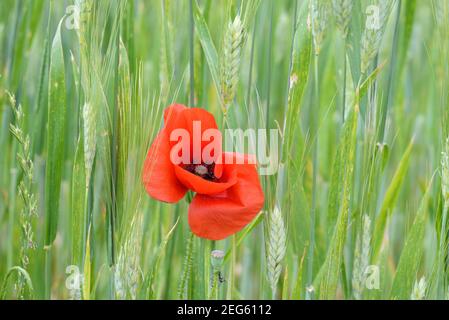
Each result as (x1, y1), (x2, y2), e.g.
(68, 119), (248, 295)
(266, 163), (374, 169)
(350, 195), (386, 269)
(226, 235), (236, 299)
(210, 249), (224, 299)
(185, 191), (193, 203)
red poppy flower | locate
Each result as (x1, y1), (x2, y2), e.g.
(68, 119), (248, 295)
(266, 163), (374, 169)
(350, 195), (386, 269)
(142, 104), (264, 240)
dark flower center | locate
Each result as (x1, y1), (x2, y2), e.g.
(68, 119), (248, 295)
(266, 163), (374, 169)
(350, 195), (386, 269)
(182, 162), (218, 181)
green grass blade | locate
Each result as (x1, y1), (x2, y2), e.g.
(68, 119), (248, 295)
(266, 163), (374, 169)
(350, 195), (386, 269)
(284, 3), (312, 161)
(372, 140), (414, 260)
(145, 217), (180, 299)
(390, 179), (432, 299)
(317, 105), (359, 299)
(398, 0), (417, 76)
(83, 227), (92, 300)
(71, 136), (86, 267)
(358, 61), (387, 100)
(45, 17), (67, 247)
(192, 0), (221, 102)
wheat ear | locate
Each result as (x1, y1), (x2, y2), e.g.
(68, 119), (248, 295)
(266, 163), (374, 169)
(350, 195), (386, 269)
(266, 206), (287, 298)
(220, 15), (244, 112)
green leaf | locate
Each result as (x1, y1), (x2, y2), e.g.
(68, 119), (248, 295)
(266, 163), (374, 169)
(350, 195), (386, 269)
(398, 0), (417, 76)
(372, 140), (414, 260)
(390, 179), (432, 300)
(146, 217), (180, 299)
(326, 140), (344, 241)
(193, 0), (221, 102)
(71, 135), (86, 267)
(224, 213), (263, 262)
(317, 106), (359, 299)
(346, 0), (362, 83)
(326, 98), (362, 241)
(291, 249), (306, 300)
(45, 18), (67, 247)
(358, 61), (387, 101)
(35, 3), (51, 114)
(83, 226), (92, 300)
(281, 265), (289, 300)
(284, 7), (312, 161)
(242, 0), (261, 29)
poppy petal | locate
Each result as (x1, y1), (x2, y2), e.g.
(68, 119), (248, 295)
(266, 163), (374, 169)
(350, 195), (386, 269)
(164, 105), (218, 138)
(188, 153), (264, 240)
(183, 108), (221, 164)
(142, 129), (187, 203)
(164, 104), (188, 135)
(164, 106), (221, 164)
(182, 107), (218, 133)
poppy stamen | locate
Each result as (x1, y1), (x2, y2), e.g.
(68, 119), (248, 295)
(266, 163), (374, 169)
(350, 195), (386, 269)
(182, 163), (217, 181)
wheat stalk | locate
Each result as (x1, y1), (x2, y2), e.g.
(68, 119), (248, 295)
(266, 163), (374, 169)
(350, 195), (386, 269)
(220, 14), (244, 112)
(266, 206), (286, 298)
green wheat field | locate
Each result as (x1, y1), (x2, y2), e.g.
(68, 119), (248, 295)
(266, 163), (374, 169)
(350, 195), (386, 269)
(0, 0), (448, 300)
